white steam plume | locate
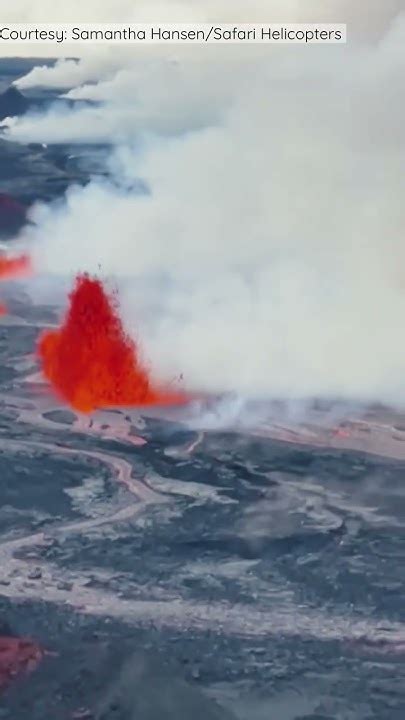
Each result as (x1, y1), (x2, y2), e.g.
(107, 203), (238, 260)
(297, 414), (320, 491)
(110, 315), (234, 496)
(3, 0), (404, 141)
(3, 56), (254, 142)
(12, 9), (405, 406)
(13, 54), (124, 90)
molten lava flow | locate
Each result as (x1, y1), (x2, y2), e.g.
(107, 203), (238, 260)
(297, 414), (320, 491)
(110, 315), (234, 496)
(0, 636), (44, 692)
(37, 273), (186, 413)
(0, 253), (32, 315)
(0, 253), (31, 280)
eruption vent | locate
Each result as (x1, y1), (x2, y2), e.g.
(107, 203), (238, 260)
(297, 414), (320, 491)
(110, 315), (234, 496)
(0, 253), (32, 315)
(37, 273), (186, 413)
(0, 253), (31, 280)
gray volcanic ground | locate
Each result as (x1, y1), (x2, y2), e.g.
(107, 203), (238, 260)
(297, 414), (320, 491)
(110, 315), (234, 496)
(0, 59), (405, 720)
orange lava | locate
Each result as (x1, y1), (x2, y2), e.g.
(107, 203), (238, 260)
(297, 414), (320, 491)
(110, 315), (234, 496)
(37, 273), (187, 413)
(0, 253), (31, 280)
(0, 636), (44, 692)
(333, 428), (351, 438)
(0, 253), (32, 316)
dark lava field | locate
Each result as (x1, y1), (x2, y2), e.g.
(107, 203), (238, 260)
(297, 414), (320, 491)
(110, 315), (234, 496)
(0, 58), (404, 720)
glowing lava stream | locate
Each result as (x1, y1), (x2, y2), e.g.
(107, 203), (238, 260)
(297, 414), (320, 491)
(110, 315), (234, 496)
(37, 273), (187, 413)
(0, 253), (31, 280)
(0, 253), (32, 315)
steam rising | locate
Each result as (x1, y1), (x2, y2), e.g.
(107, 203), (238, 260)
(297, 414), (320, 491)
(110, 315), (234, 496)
(4, 0), (405, 404)
(13, 55), (124, 90)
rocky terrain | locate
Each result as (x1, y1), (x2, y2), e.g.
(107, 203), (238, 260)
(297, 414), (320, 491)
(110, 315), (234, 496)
(0, 58), (404, 720)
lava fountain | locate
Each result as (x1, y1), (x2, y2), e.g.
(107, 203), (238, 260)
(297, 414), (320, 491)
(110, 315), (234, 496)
(37, 273), (187, 413)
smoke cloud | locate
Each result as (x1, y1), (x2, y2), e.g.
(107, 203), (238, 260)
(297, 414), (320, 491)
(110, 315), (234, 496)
(3, 56), (252, 142)
(13, 54), (124, 90)
(4, 1), (405, 405)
